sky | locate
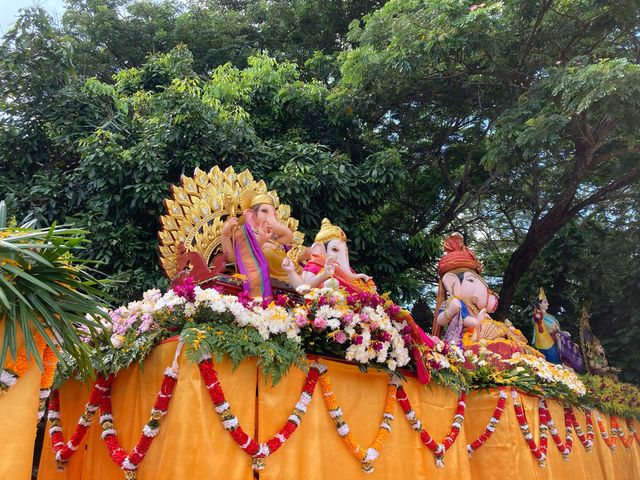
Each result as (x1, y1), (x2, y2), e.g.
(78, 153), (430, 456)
(0, 0), (67, 35)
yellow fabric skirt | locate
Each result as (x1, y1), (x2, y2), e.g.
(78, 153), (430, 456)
(35, 339), (640, 480)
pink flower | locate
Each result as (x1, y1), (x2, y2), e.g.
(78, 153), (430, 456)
(173, 276), (196, 302)
(379, 331), (392, 342)
(360, 312), (369, 322)
(334, 331), (347, 344)
(314, 317), (328, 329)
(295, 315), (308, 327)
(274, 294), (289, 307)
(372, 341), (383, 352)
(353, 335), (363, 345)
(341, 312), (354, 326)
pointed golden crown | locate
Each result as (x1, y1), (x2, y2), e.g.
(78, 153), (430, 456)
(538, 287), (547, 301)
(314, 218), (347, 244)
(157, 166), (301, 279)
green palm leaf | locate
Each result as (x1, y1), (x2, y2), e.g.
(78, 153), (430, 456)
(0, 200), (110, 377)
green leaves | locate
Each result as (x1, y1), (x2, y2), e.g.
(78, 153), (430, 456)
(0, 201), (110, 376)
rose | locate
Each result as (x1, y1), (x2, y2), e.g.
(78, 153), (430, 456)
(295, 315), (308, 327)
(313, 317), (328, 329)
(334, 331), (347, 344)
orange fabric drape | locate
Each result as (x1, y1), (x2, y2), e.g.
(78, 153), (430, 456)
(38, 341), (257, 480)
(37, 341), (640, 479)
(0, 322), (45, 480)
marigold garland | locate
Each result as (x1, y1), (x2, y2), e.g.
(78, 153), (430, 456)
(512, 390), (548, 466)
(539, 398), (572, 459)
(198, 355), (322, 471)
(0, 333), (47, 395)
(99, 346), (182, 479)
(318, 368), (397, 473)
(49, 376), (111, 471)
(37, 345), (59, 421)
(627, 420), (640, 445)
(595, 412), (617, 451)
(610, 416), (634, 449)
(466, 389), (508, 457)
(396, 385), (467, 467)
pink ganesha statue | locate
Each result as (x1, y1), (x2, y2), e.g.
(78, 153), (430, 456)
(432, 235), (540, 362)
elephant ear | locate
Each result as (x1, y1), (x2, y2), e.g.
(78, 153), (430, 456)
(243, 208), (257, 226)
(309, 242), (326, 256)
(442, 272), (461, 296)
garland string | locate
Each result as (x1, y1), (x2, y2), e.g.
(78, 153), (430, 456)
(49, 376), (111, 471)
(539, 398), (572, 459)
(318, 368), (397, 474)
(198, 355), (322, 471)
(566, 407), (594, 451)
(512, 390), (547, 466)
(611, 416), (634, 449)
(595, 412), (617, 451)
(99, 342), (182, 479)
(466, 388), (508, 457)
(396, 385), (467, 467)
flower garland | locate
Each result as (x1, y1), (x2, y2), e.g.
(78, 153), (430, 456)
(318, 368), (397, 473)
(99, 345), (182, 479)
(0, 333), (47, 395)
(49, 376), (111, 470)
(37, 344), (59, 421)
(512, 390), (548, 466)
(595, 412), (617, 451)
(627, 420), (640, 445)
(396, 385), (467, 467)
(610, 416), (634, 449)
(198, 355), (322, 471)
(566, 408), (594, 451)
(466, 389), (508, 457)
(539, 398), (572, 459)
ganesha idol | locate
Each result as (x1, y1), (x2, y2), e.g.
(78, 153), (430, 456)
(285, 218), (438, 383)
(432, 235), (540, 365)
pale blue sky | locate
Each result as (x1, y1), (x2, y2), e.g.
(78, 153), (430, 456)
(0, 0), (67, 35)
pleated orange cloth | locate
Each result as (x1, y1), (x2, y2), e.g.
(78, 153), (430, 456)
(36, 339), (640, 480)
(0, 323), (45, 480)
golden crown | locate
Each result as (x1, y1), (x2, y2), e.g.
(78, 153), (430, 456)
(314, 218), (347, 244)
(538, 287), (547, 301)
(240, 190), (274, 211)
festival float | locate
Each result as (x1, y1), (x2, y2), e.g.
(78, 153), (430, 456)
(2, 167), (640, 479)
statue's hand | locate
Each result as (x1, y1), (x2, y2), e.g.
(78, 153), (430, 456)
(324, 254), (337, 277)
(282, 257), (296, 273)
(478, 308), (490, 322)
(222, 217), (239, 236)
(354, 273), (372, 282)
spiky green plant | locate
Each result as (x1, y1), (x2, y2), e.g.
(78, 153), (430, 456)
(0, 200), (109, 376)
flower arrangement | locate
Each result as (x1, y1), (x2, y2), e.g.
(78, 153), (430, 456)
(580, 373), (640, 419)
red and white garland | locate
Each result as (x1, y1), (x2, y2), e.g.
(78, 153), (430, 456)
(595, 412), (617, 451)
(198, 355), (322, 471)
(512, 390), (548, 466)
(466, 388), (508, 457)
(48, 376), (112, 471)
(539, 398), (572, 459)
(99, 344), (182, 479)
(567, 408), (594, 451)
(396, 385), (467, 467)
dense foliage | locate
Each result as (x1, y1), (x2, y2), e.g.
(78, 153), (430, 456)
(1, 1), (639, 382)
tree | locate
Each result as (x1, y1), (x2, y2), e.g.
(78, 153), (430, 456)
(332, 0), (640, 315)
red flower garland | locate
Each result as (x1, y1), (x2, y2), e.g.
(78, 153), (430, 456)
(512, 391), (548, 466)
(198, 355), (321, 471)
(627, 419), (640, 445)
(48, 376), (112, 471)
(466, 389), (508, 457)
(566, 407), (594, 451)
(396, 385), (467, 467)
(99, 365), (179, 479)
(539, 398), (572, 459)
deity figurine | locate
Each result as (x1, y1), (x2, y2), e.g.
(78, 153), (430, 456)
(283, 218), (374, 294)
(432, 235), (539, 360)
(221, 189), (295, 298)
(579, 306), (618, 378)
(532, 288), (584, 371)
